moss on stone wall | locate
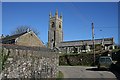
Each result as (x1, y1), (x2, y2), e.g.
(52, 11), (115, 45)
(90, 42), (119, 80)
(0, 48), (10, 71)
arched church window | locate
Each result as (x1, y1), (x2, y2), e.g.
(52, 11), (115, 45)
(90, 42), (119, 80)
(59, 24), (61, 28)
(52, 22), (55, 28)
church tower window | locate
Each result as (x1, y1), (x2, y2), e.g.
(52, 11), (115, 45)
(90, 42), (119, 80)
(52, 22), (55, 28)
(59, 24), (61, 28)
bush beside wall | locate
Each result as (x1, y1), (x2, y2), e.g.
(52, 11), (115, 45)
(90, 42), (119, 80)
(59, 53), (100, 66)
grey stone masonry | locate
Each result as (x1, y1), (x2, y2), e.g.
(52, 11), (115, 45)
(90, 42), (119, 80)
(58, 38), (114, 53)
(48, 10), (63, 49)
(1, 44), (59, 79)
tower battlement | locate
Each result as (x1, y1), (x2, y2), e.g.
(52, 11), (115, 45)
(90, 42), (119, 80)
(49, 10), (62, 20)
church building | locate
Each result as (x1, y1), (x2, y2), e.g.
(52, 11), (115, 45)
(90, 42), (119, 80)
(48, 10), (115, 53)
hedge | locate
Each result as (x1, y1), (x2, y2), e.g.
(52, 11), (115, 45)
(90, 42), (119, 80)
(59, 53), (100, 66)
(59, 49), (120, 66)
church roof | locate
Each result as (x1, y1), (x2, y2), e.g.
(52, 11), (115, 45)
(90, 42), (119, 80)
(61, 37), (114, 43)
(58, 37), (114, 47)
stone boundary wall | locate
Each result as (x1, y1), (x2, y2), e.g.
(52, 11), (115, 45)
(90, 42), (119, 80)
(1, 44), (59, 79)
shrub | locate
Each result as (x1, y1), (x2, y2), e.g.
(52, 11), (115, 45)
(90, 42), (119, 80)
(59, 53), (99, 66)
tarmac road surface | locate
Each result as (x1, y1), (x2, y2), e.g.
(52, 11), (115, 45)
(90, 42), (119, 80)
(59, 66), (118, 79)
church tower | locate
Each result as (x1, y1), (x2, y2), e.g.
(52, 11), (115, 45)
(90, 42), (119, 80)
(48, 10), (63, 49)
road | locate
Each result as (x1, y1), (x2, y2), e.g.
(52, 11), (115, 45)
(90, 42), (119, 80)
(59, 66), (119, 79)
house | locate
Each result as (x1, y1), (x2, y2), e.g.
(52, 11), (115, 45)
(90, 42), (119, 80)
(1, 30), (45, 47)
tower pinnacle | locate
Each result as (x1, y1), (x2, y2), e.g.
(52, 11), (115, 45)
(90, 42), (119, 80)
(55, 9), (58, 15)
(49, 11), (52, 18)
(60, 12), (62, 19)
(55, 9), (58, 18)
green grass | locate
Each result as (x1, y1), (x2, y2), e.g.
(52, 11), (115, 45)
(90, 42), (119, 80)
(112, 49), (120, 52)
(57, 71), (64, 79)
(0, 48), (10, 71)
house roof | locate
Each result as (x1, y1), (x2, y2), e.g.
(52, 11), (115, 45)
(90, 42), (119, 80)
(2, 31), (27, 41)
(0, 31), (46, 47)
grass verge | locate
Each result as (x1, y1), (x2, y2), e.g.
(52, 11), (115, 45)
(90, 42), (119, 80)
(57, 71), (64, 79)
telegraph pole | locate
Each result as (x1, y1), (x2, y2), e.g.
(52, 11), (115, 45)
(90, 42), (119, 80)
(92, 23), (95, 65)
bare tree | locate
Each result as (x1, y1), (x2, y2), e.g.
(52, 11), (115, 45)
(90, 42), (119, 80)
(11, 26), (39, 36)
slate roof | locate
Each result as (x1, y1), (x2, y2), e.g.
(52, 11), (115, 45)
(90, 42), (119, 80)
(61, 37), (114, 43)
(0, 31), (27, 44)
(58, 37), (114, 47)
(3, 32), (27, 41)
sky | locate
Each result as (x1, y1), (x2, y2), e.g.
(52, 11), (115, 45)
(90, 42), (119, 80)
(2, 2), (118, 44)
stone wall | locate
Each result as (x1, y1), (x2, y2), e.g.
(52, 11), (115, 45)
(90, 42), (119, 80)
(1, 45), (59, 79)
